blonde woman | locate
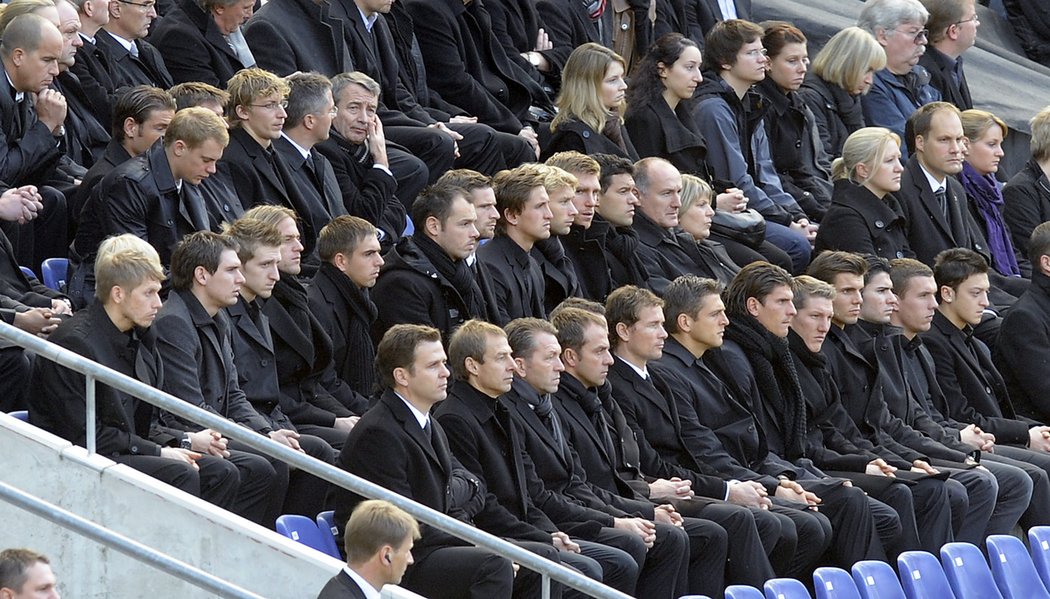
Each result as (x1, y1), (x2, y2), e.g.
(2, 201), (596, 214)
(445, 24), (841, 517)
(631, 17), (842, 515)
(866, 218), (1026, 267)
(814, 127), (913, 260)
(542, 43), (638, 160)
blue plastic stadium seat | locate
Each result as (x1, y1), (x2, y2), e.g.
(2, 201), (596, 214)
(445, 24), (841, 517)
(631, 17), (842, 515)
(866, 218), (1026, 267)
(764, 578), (812, 599)
(41, 258), (68, 291)
(315, 510), (341, 559)
(1029, 527), (1050, 591)
(897, 551), (956, 599)
(940, 542), (1004, 599)
(852, 559), (907, 599)
(986, 534), (1050, 599)
(18, 266), (34, 280)
(814, 567), (862, 599)
(275, 514), (338, 558)
(7, 410), (28, 422)
(677, 596), (712, 599)
(725, 585), (765, 599)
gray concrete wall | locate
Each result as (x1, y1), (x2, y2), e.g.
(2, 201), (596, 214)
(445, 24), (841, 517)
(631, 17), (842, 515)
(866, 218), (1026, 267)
(0, 414), (342, 598)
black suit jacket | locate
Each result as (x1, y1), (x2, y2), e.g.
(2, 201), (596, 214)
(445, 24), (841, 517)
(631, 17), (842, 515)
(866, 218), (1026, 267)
(607, 355), (729, 500)
(477, 235), (546, 322)
(997, 271), (1050, 423)
(30, 302), (171, 457)
(898, 155), (988, 267)
(148, 288), (273, 434)
(316, 571), (368, 599)
(69, 35), (117, 127)
(149, 0), (248, 87)
(632, 211), (735, 294)
(95, 29), (174, 90)
(531, 237), (580, 316)
(226, 296), (295, 431)
(921, 311), (1033, 444)
(535, 0), (613, 75)
(54, 70), (110, 170)
(918, 47), (973, 111)
(0, 61), (63, 186)
(73, 140), (130, 222)
(272, 134), (347, 223)
(244, 0), (351, 77)
(308, 262), (378, 398)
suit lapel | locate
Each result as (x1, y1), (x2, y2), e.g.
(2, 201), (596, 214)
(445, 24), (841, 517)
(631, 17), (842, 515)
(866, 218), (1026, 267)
(509, 398), (570, 470)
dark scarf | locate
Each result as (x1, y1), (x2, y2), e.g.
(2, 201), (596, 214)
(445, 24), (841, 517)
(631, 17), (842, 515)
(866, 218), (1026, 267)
(959, 162), (1021, 276)
(412, 233), (488, 319)
(787, 329), (836, 414)
(604, 224), (648, 287)
(271, 274), (311, 331)
(320, 261), (378, 395)
(725, 313), (807, 460)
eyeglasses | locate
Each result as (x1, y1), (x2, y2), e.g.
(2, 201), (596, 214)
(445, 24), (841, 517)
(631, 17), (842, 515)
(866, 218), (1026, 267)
(117, 0), (156, 9)
(250, 100), (289, 111)
(894, 27), (929, 43)
(743, 48), (768, 58)
(954, 14), (980, 26)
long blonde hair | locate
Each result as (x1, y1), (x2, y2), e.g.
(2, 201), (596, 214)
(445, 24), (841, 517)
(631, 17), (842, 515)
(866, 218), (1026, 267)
(551, 43), (626, 134)
(832, 127), (900, 185)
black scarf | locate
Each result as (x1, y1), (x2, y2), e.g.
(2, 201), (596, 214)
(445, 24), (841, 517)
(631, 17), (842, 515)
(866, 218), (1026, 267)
(604, 224), (648, 287)
(320, 261), (378, 395)
(412, 234), (488, 319)
(787, 329), (836, 416)
(725, 314), (807, 460)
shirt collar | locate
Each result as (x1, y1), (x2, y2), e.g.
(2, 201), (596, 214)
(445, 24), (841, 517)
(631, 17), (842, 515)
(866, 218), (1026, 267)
(281, 132), (312, 161)
(5, 72), (21, 102)
(918, 161), (946, 192)
(615, 355), (648, 380)
(342, 566), (382, 599)
(357, 5), (379, 31)
(395, 391), (430, 430)
(108, 31), (136, 53)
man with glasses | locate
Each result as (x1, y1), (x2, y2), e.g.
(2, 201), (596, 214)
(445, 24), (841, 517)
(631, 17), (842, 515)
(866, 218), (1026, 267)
(919, 0), (979, 110)
(859, 0), (941, 155)
(96, 0), (173, 89)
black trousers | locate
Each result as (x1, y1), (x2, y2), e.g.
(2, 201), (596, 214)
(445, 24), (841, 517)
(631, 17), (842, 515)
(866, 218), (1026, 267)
(993, 444), (1050, 529)
(281, 433), (336, 519)
(402, 545), (515, 599)
(225, 443), (287, 529)
(767, 501), (831, 578)
(111, 453), (240, 510)
(798, 479), (884, 567)
(671, 497), (776, 589)
(679, 515), (729, 598)
(0, 346), (29, 412)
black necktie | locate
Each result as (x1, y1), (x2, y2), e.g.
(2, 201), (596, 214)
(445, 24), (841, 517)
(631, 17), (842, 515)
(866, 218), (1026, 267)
(934, 185), (949, 221)
(422, 420), (433, 444)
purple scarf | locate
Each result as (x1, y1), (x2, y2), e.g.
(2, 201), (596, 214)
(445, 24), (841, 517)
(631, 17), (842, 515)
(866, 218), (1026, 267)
(959, 162), (1021, 276)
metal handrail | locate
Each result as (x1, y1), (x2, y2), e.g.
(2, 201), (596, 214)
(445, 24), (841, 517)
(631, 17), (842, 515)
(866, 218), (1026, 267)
(0, 481), (265, 599)
(0, 321), (630, 599)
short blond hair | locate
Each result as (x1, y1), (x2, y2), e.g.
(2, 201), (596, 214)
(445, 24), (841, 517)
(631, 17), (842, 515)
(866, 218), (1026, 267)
(241, 204), (297, 229)
(540, 164), (578, 196)
(343, 500), (420, 565)
(791, 275), (835, 310)
(94, 234), (164, 303)
(545, 151), (600, 177)
(164, 106), (229, 149)
(811, 26), (887, 93)
(226, 67), (290, 126)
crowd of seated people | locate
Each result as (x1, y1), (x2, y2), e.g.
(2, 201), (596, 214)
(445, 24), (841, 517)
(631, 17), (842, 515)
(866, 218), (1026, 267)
(5, 0), (1050, 596)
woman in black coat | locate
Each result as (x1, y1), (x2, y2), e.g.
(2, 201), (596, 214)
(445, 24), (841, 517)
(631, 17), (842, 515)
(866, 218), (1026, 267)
(541, 43), (638, 160)
(815, 127), (914, 260)
(797, 26), (886, 160)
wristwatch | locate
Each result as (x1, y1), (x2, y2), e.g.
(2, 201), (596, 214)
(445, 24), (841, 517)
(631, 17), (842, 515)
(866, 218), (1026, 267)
(180, 436), (192, 450)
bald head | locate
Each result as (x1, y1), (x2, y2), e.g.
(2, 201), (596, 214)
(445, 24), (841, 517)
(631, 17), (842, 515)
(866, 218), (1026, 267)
(1, 14), (63, 92)
(634, 158), (683, 228)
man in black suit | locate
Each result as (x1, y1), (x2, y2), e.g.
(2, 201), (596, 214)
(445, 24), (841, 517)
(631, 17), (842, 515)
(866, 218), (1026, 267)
(149, 0), (254, 88)
(435, 319), (640, 595)
(1000, 224), (1050, 423)
(54, 0), (109, 173)
(30, 234), (240, 511)
(533, 165), (582, 314)
(71, 106), (226, 303)
(224, 217), (336, 518)
(273, 72), (347, 240)
(373, 182), (490, 343)
(308, 216), (383, 399)
(147, 231), (290, 528)
(241, 205), (365, 451)
(327, 323), (518, 599)
(549, 152), (613, 301)
(478, 165), (551, 322)
(315, 72), (409, 249)
(317, 500), (420, 599)
(922, 248), (1050, 452)
(95, 0), (173, 89)
(70, 0), (118, 126)
(918, 0), (977, 110)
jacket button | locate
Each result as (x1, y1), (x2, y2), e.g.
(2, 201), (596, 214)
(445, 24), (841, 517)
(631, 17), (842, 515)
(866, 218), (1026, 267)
(166, 219), (173, 226)
(896, 251), (904, 258)
(747, 425), (755, 432)
(985, 387), (992, 394)
(795, 140), (802, 148)
(874, 220), (884, 229)
(131, 446), (139, 454)
(224, 204), (231, 211)
(261, 359), (268, 366)
(620, 22), (629, 30)
(582, 130), (591, 139)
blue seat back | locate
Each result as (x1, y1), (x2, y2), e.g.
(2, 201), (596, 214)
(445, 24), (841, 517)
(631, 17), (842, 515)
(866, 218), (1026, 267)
(940, 542), (1004, 599)
(18, 266), (34, 280)
(986, 534), (1050, 599)
(852, 559), (907, 599)
(725, 585), (765, 599)
(41, 258), (68, 291)
(7, 410), (28, 422)
(897, 551), (956, 599)
(814, 567), (862, 599)
(275, 514), (333, 557)
(315, 510), (341, 559)
(1029, 527), (1050, 591)
(764, 577), (812, 599)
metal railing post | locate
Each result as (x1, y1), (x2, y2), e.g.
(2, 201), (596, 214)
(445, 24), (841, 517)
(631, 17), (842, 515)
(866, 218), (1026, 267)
(85, 374), (96, 456)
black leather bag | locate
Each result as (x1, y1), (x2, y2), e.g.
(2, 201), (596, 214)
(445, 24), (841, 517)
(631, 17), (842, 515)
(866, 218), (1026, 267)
(710, 208), (767, 249)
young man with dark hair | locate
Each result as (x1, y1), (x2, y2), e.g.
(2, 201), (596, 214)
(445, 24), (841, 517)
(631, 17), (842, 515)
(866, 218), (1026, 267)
(694, 19), (814, 274)
(31, 234), (240, 513)
(308, 215), (383, 398)
(581, 153), (650, 296)
(373, 182), (491, 342)
(329, 323), (518, 599)
(478, 164), (552, 321)
(147, 231), (287, 528)
(923, 248), (1050, 452)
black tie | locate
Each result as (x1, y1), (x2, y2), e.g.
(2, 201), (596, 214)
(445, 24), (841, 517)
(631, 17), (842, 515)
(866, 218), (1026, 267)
(422, 420), (433, 443)
(935, 185), (949, 221)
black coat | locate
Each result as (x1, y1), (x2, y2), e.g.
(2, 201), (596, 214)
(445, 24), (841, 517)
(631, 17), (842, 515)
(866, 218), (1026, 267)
(226, 297), (296, 431)
(1003, 158), (1050, 258)
(244, 0), (351, 77)
(625, 98), (711, 179)
(814, 179), (913, 260)
(314, 130), (405, 246)
(148, 288), (273, 434)
(921, 311), (1035, 446)
(632, 211), (737, 294)
(477, 235), (546, 322)
(606, 355), (729, 500)
(562, 222), (614, 301)
(997, 271), (1050, 423)
(898, 155), (988, 267)
(535, 0), (613, 75)
(531, 237), (581, 316)
(0, 61), (63, 186)
(94, 29), (174, 90)
(484, 0), (553, 84)
(272, 134), (346, 223)
(1004, 0), (1050, 66)
(68, 36), (117, 127)
(308, 262), (378, 398)
(918, 47), (973, 110)
(434, 380), (611, 535)
(797, 73), (864, 160)
(542, 117), (638, 162)
(316, 571), (368, 599)
(73, 140), (130, 222)
(30, 302), (171, 457)
(54, 70), (110, 170)
(149, 0), (248, 87)
(403, 0), (532, 134)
